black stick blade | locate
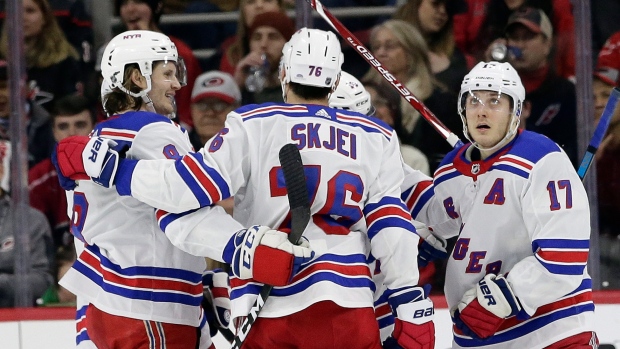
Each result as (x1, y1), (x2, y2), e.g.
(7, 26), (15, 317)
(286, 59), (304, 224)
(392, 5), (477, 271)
(279, 144), (311, 244)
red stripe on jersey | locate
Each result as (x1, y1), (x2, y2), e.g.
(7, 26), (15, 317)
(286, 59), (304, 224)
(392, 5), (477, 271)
(500, 156), (533, 170)
(405, 180), (433, 211)
(366, 206), (411, 226)
(76, 317), (87, 333)
(537, 250), (589, 264)
(210, 286), (229, 299)
(336, 113), (392, 137)
(498, 290), (592, 331)
(155, 209), (168, 221)
(240, 105), (307, 117)
(80, 251), (202, 295)
(374, 303), (391, 318)
(435, 164), (455, 177)
(182, 156), (222, 203)
(291, 261), (372, 283)
(99, 130), (136, 139)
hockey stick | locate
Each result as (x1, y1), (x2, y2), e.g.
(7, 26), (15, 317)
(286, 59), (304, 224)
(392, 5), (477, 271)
(231, 144), (311, 349)
(576, 87), (620, 180)
(306, 0), (463, 148)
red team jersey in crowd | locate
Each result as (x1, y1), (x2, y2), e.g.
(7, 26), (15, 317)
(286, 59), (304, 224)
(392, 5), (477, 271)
(59, 111), (232, 334)
(111, 102), (423, 322)
(401, 130), (595, 348)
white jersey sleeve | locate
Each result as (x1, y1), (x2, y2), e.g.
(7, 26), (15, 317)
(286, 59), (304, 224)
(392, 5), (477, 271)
(507, 151), (590, 315)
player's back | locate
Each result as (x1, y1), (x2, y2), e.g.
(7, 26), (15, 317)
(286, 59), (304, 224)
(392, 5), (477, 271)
(60, 111), (206, 326)
(215, 103), (411, 318)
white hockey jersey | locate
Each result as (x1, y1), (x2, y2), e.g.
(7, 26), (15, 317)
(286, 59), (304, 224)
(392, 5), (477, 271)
(59, 111), (239, 328)
(404, 130), (595, 348)
(112, 103), (422, 320)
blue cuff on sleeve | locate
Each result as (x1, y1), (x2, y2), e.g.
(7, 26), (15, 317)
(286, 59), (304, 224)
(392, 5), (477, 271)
(115, 158), (139, 196)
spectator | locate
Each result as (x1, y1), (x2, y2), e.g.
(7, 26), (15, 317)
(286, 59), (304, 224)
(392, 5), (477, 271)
(115, 0), (202, 130)
(505, 7), (578, 165)
(364, 19), (462, 172)
(219, 0), (284, 76)
(234, 10), (295, 104)
(592, 31), (620, 289)
(453, 0), (575, 79)
(394, 0), (471, 94)
(0, 0), (83, 112)
(0, 140), (54, 308)
(29, 94), (96, 249)
(362, 78), (431, 175)
(37, 245), (77, 306)
(0, 60), (55, 168)
(189, 71), (241, 150)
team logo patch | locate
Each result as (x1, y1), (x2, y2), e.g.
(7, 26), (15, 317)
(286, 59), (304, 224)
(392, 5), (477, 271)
(204, 77), (224, 87)
(471, 163), (480, 174)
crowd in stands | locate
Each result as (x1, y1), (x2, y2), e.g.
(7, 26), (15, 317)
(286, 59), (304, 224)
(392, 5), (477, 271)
(0, 0), (619, 307)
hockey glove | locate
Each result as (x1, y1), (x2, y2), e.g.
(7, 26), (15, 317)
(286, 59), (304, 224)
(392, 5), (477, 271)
(452, 273), (521, 339)
(202, 269), (231, 337)
(222, 225), (315, 286)
(51, 142), (80, 190)
(384, 285), (435, 349)
(416, 225), (448, 267)
(55, 135), (119, 188)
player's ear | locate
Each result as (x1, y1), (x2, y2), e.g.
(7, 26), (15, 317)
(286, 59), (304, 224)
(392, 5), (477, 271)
(130, 68), (147, 89)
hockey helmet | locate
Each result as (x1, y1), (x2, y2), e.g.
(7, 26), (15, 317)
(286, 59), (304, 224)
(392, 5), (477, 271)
(280, 28), (344, 91)
(458, 61), (525, 151)
(329, 71), (374, 116)
(100, 30), (187, 100)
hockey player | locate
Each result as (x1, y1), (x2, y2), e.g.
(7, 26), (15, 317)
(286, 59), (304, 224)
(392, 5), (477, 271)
(53, 30), (312, 349)
(407, 61), (598, 348)
(56, 28), (435, 349)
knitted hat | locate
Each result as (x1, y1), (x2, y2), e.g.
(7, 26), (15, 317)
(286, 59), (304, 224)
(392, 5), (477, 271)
(115, 0), (163, 25)
(248, 11), (296, 41)
(594, 32), (620, 87)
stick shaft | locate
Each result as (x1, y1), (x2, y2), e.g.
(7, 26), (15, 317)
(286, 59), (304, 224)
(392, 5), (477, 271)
(307, 0), (463, 148)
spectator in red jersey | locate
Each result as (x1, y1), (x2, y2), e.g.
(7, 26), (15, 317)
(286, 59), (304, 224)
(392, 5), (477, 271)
(28, 94), (96, 249)
(115, 0), (202, 130)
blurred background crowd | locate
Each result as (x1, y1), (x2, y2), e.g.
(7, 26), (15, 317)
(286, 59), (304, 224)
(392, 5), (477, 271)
(0, 0), (619, 308)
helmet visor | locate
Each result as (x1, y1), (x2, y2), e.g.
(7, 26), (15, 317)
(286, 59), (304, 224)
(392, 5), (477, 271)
(460, 90), (512, 113)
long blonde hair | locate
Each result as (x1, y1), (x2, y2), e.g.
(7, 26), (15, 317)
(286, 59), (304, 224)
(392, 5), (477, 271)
(393, 0), (455, 57)
(0, 0), (78, 68)
(363, 20), (436, 133)
(225, 0), (284, 68)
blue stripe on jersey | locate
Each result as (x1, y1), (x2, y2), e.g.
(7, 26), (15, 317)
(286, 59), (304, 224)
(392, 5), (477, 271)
(158, 208), (200, 233)
(230, 282), (262, 300)
(87, 244), (203, 281)
(490, 163), (530, 179)
(76, 330), (90, 345)
(533, 239), (590, 249)
(433, 168), (460, 186)
(237, 102), (395, 140)
(96, 111), (177, 133)
(116, 158), (139, 196)
(411, 186), (435, 219)
(76, 304), (87, 319)
(536, 260), (586, 275)
(365, 197), (416, 239)
(73, 259), (203, 306)
(270, 272), (375, 297)
(454, 302), (595, 347)
(174, 153), (231, 207)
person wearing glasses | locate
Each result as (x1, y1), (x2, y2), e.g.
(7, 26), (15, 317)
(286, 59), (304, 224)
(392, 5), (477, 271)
(189, 71), (242, 151)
